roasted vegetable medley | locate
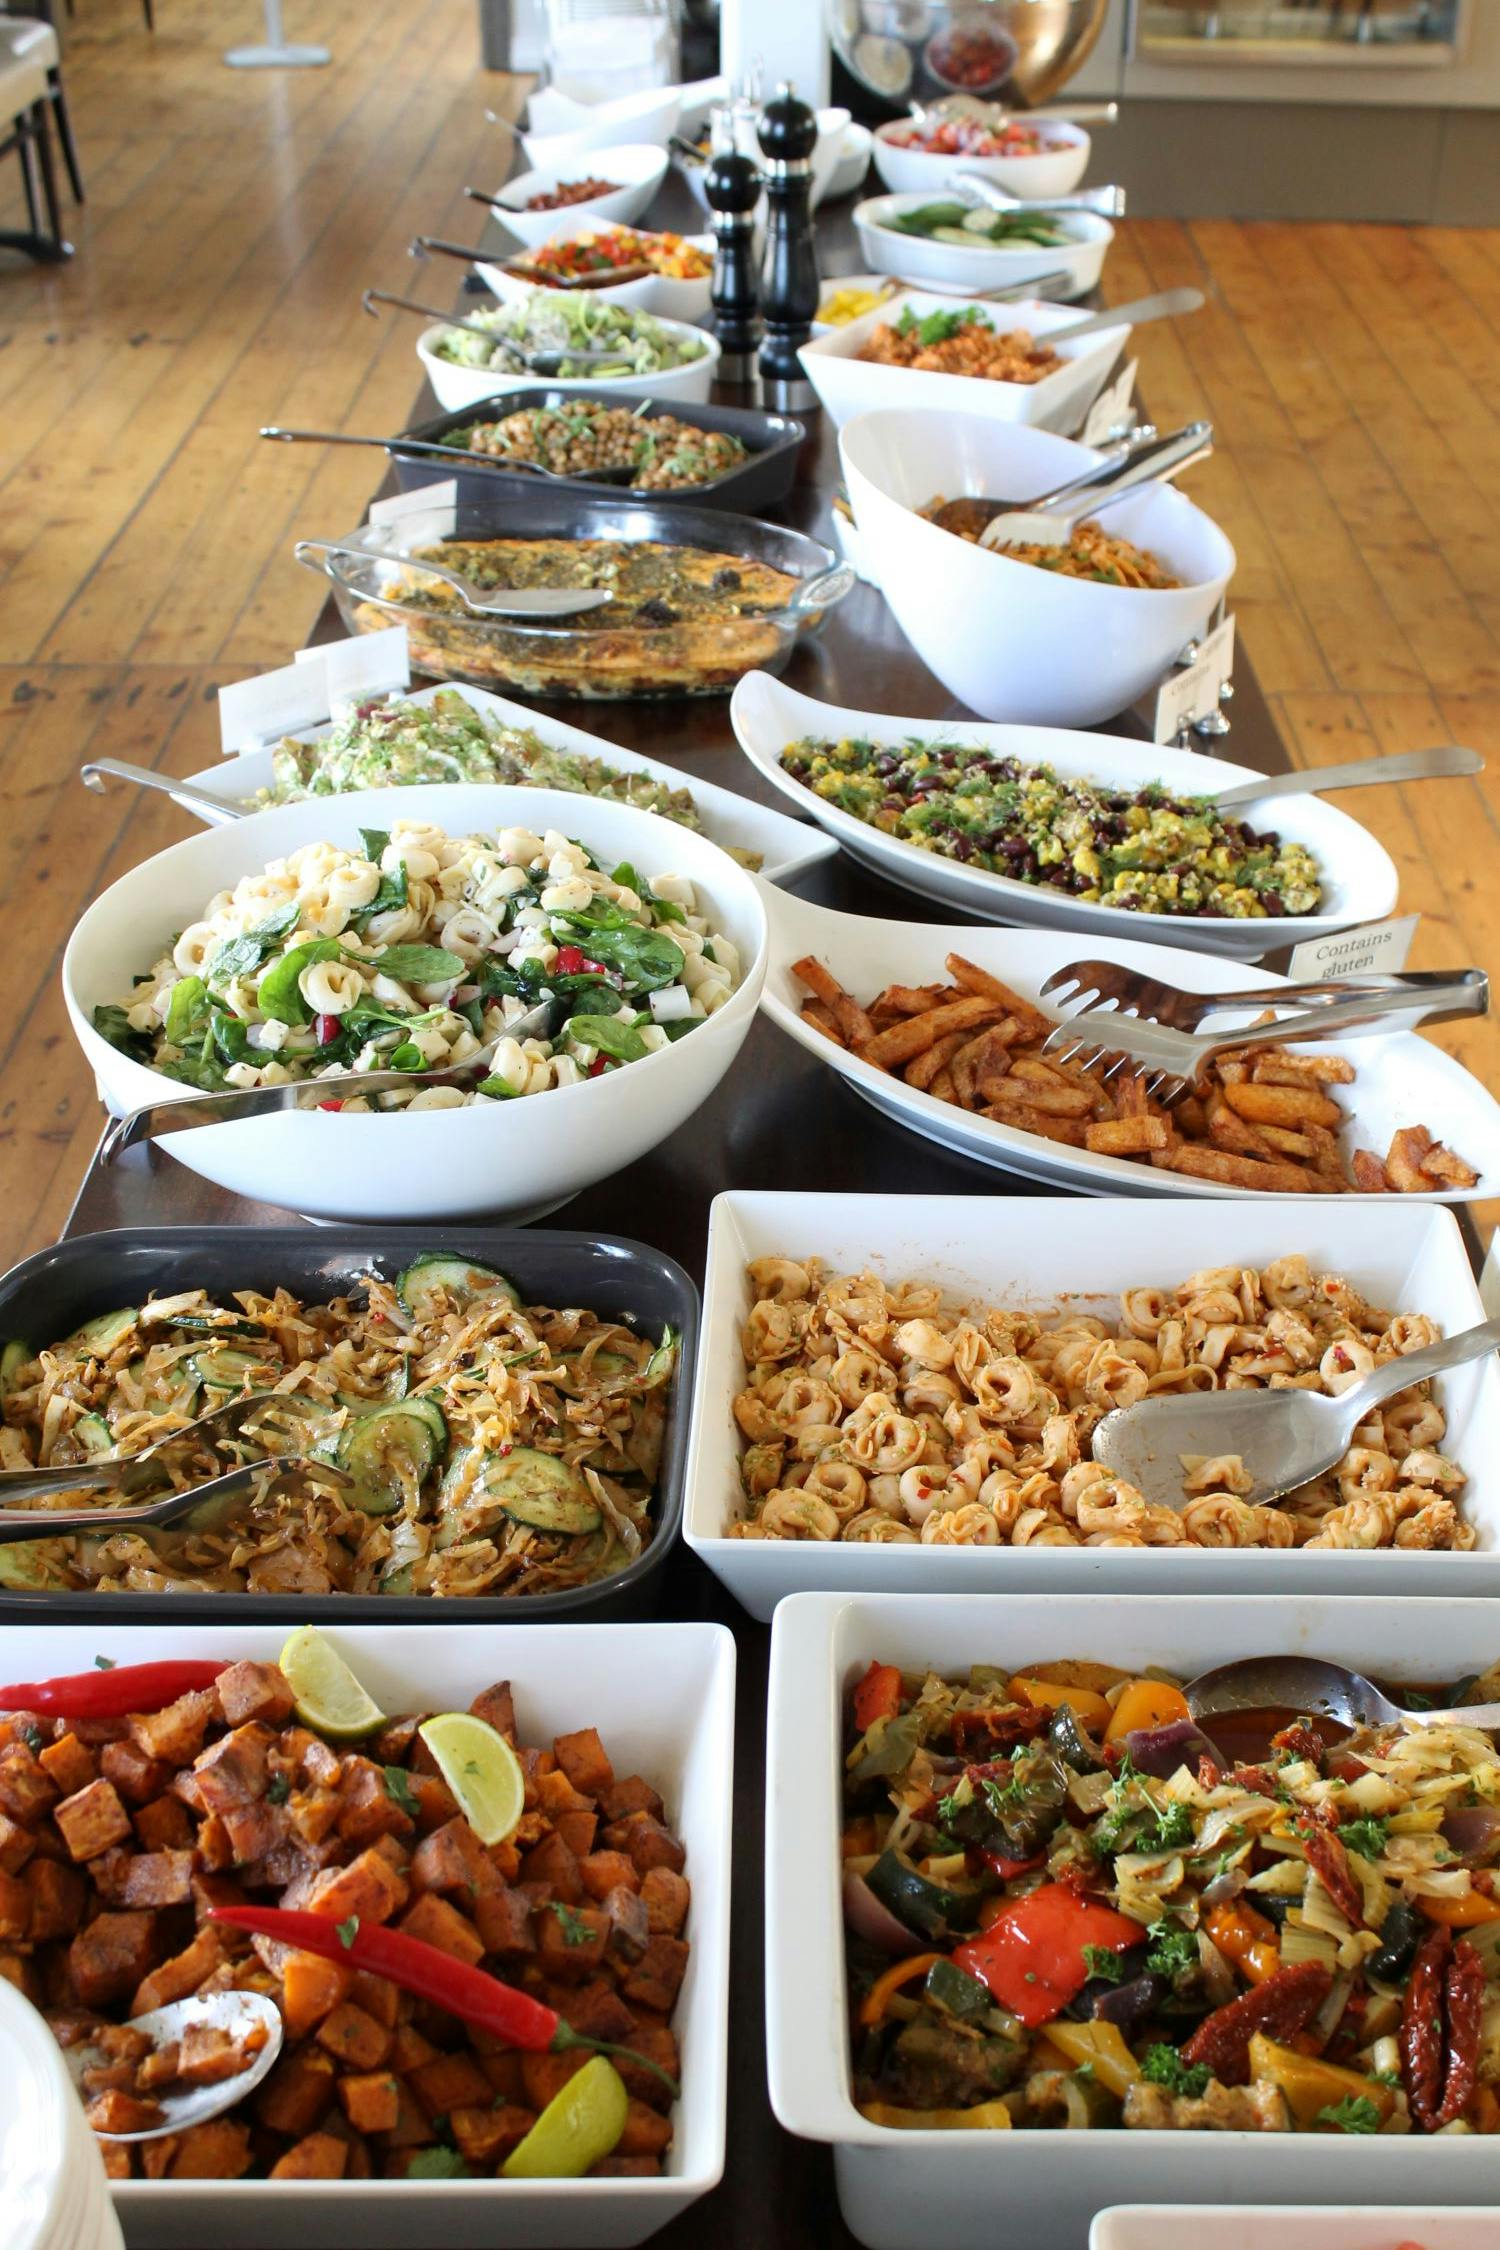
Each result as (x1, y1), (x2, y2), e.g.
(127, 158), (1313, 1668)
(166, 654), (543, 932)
(0, 1258), (676, 1597)
(1, 1638), (688, 2178)
(454, 402), (748, 491)
(843, 1654), (1500, 2134)
(777, 736), (1324, 917)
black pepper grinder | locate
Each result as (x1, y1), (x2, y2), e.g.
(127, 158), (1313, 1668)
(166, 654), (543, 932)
(756, 80), (819, 403)
(705, 146), (762, 385)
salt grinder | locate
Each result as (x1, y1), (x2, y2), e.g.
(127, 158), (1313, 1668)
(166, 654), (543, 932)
(756, 80), (819, 401)
(705, 146), (762, 383)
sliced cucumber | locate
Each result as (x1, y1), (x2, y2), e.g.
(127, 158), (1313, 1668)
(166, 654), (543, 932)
(72, 1412), (114, 1461)
(0, 1340), (32, 1397)
(65, 1307), (138, 1359)
(188, 1347), (270, 1392)
(480, 1446), (600, 1536)
(337, 1398), (446, 1516)
(152, 1309), (263, 1337)
(643, 1325), (678, 1386)
(397, 1255), (519, 1324)
(379, 1564), (415, 1596)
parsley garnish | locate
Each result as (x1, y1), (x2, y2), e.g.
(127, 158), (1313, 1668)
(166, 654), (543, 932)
(547, 1900), (594, 1948)
(1371, 2068), (1402, 2089)
(266, 1773), (291, 1805)
(1145, 1917), (1198, 1981)
(1148, 1801), (1194, 1851)
(383, 1765), (419, 1818)
(1316, 2094), (1382, 2135)
(1082, 1945), (1128, 1983)
(1141, 2044), (1210, 2099)
(1336, 1816), (1390, 1861)
(93, 1655), (116, 1670)
(335, 1915), (360, 1950)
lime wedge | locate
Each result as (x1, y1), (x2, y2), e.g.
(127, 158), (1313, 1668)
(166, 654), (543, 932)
(279, 1625), (387, 1740)
(502, 2054), (628, 2179)
(418, 1710), (525, 1846)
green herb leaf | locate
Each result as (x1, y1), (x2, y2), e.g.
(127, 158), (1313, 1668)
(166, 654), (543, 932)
(649, 895), (687, 926)
(207, 900), (302, 984)
(1082, 1944), (1128, 1983)
(374, 944), (465, 986)
(609, 859), (642, 895)
(335, 1915), (360, 1950)
(406, 2148), (470, 2179)
(553, 912), (684, 992)
(257, 938), (343, 1026)
(1145, 1917), (1197, 1981)
(266, 1772), (291, 1805)
(1316, 2094), (1382, 2135)
(547, 1900), (594, 1948)
(1141, 2043), (1210, 2100)
(359, 827), (391, 865)
(93, 1655), (116, 1671)
(383, 1765), (419, 1817)
(1336, 1816), (1390, 1861)
(92, 1003), (153, 1060)
(476, 1073), (521, 1100)
(164, 975), (208, 1046)
(566, 1013), (648, 1064)
(387, 1042), (425, 1071)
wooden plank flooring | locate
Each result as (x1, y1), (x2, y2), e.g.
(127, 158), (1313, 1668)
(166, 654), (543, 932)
(0, 0), (1496, 1265)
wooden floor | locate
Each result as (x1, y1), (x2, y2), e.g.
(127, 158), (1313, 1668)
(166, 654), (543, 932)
(0, 0), (1495, 1264)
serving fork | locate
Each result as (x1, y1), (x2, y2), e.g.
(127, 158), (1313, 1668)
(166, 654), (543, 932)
(263, 424), (640, 488)
(952, 170), (1126, 221)
(293, 538), (614, 620)
(1037, 961), (1488, 1099)
(976, 419), (1213, 551)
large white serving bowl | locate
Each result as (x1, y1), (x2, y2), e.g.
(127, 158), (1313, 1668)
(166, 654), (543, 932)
(729, 672), (1398, 961)
(188, 679), (838, 888)
(685, 1192), (1500, 1618)
(766, 1591), (1500, 2250)
(839, 408), (1235, 726)
(479, 146), (670, 252)
(798, 290), (1129, 435)
(1, 1616), (733, 2250)
(753, 885), (1500, 1207)
(520, 84), (681, 169)
(63, 785), (768, 1224)
(854, 191), (1111, 299)
(872, 117), (1090, 200)
(1094, 2211), (1500, 2250)
(477, 214), (715, 325)
(418, 309), (720, 412)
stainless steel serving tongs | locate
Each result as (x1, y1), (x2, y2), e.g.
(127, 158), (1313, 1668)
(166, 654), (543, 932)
(0, 1394), (352, 1545)
(1038, 962), (1489, 1100)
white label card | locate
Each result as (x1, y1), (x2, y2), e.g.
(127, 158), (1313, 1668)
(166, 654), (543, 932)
(369, 478), (458, 534)
(1288, 913), (1419, 984)
(1081, 357), (1139, 448)
(321, 627), (411, 707)
(1152, 613), (1235, 745)
(218, 658), (342, 759)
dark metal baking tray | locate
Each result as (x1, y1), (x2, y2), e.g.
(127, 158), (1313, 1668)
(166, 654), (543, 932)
(0, 1225), (696, 1626)
(391, 385), (807, 513)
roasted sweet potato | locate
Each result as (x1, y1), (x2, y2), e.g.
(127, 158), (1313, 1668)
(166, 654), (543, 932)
(215, 1661), (296, 1730)
(130, 1927), (224, 2018)
(72, 1911), (161, 2009)
(38, 1732), (98, 1799)
(398, 1890), (484, 1965)
(282, 1950), (354, 2038)
(552, 1726), (613, 1799)
(270, 2131), (348, 2180)
(317, 2002), (392, 2072)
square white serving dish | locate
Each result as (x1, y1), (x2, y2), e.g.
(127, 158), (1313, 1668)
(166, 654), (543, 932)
(185, 678), (837, 888)
(0, 1620), (734, 2249)
(682, 1192), (1500, 1618)
(1092, 2209), (1500, 2250)
(765, 1591), (1500, 2250)
(797, 291), (1129, 435)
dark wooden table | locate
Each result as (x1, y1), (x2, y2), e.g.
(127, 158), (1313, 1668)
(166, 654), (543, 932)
(64, 171), (1295, 2250)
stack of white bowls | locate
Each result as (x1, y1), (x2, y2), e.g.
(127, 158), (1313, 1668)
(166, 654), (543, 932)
(1, 1979), (124, 2250)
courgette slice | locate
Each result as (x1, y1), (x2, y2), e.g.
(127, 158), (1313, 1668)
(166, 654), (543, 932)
(337, 1399), (446, 1516)
(72, 1412), (114, 1461)
(865, 1849), (983, 1942)
(188, 1347), (271, 1393)
(397, 1255), (520, 1324)
(0, 1340), (31, 1397)
(65, 1307), (138, 1359)
(438, 1442), (601, 1536)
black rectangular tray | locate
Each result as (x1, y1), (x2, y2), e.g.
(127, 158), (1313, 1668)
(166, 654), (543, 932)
(392, 385), (807, 513)
(0, 1225), (696, 1627)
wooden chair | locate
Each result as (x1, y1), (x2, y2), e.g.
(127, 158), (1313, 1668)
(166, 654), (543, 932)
(1, 9), (81, 200)
(0, 20), (70, 259)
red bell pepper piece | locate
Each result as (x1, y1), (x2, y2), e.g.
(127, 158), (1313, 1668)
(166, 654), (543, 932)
(982, 1848), (1046, 1884)
(852, 1661), (904, 1734)
(0, 1659), (228, 1720)
(953, 1883), (1143, 2029)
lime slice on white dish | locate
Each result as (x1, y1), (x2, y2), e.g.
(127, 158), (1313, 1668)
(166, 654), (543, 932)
(418, 1711), (525, 1846)
(279, 1625), (387, 1740)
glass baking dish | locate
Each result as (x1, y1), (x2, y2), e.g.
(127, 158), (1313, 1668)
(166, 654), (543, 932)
(297, 495), (855, 701)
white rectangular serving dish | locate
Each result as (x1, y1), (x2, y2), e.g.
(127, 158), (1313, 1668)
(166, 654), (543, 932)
(1, 1621), (734, 2250)
(765, 1591), (1500, 2250)
(682, 1192), (1500, 1617)
(187, 678), (836, 887)
(1093, 2209), (1499, 2250)
(797, 291), (1129, 435)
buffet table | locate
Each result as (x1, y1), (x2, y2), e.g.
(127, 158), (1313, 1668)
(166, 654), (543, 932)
(60, 175), (1299, 2250)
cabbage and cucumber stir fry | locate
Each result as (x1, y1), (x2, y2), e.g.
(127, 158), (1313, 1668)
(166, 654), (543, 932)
(432, 292), (709, 378)
(93, 818), (741, 1105)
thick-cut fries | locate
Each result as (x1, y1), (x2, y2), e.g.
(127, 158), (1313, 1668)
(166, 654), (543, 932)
(789, 954), (1480, 1196)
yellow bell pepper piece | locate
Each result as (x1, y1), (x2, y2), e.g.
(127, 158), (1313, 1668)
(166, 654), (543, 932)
(1009, 1675), (1113, 1734)
(501, 2055), (628, 2178)
(1245, 2034), (1396, 2130)
(859, 1951), (941, 2028)
(1105, 1679), (1192, 1745)
(859, 2098), (1013, 2131)
(1417, 1890), (1500, 1927)
(1038, 2018), (1141, 2097)
(1204, 1899), (1282, 1985)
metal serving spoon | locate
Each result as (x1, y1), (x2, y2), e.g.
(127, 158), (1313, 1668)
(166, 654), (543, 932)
(975, 419), (1213, 551)
(1093, 1315), (1500, 1510)
(62, 1993), (284, 2143)
(82, 758), (245, 821)
(908, 95), (1120, 131)
(293, 538), (615, 620)
(410, 234), (657, 292)
(262, 424), (640, 488)
(363, 287), (643, 375)
(953, 170), (1126, 220)
(0, 1450), (353, 1546)
(924, 420), (1209, 541)
(1211, 743), (1484, 808)
(1184, 1654), (1500, 1737)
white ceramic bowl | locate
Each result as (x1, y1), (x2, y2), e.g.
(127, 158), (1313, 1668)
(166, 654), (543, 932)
(191, 680), (838, 888)
(826, 119), (874, 201)
(476, 214), (714, 326)
(854, 191), (1111, 300)
(685, 1191), (1500, 1617)
(0, 1617), (732, 2249)
(729, 671), (1398, 960)
(766, 1591), (1500, 2250)
(679, 108), (853, 217)
(418, 308), (720, 412)
(752, 885), (1500, 1208)
(811, 273), (903, 336)
(840, 408), (1234, 726)
(872, 118), (1090, 200)
(63, 785), (768, 1224)
(520, 84), (682, 170)
(798, 290), (1129, 435)
(1093, 2211), (1500, 2250)
(479, 146), (670, 252)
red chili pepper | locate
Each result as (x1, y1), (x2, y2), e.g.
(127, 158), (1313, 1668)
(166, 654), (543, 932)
(314, 1014), (340, 1047)
(953, 1883), (1142, 2029)
(0, 1659), (228, 1720)
(207, 1905), (677, 2090)
(317, 1099), (344, 1112)
(852, 1661), (903, 1734)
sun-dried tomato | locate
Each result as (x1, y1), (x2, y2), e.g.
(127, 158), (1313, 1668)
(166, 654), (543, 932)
(1230, 1764), (1282, 1800)
(1181, 1961), (1333, 2087)
(1196, 1754), (1223, 1790)
(1434, 1937), (1484, 2129)
(951, 1706), (1047, 1753)
(1400, 1924), (1449, 2128)
(1270, 1723), (1326, 1769)
(1301, 1825), (1364, 1928)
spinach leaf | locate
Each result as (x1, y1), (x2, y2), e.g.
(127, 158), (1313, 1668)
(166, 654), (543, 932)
(154, 1051), (231, 1092)
(164, 975), (208, 1047)
(650, 896), (687, 927)
(567, 1014), (648, 1064)
(356, 857), (408, 926)
(387, 1042), (425, 1071)
(476, 1073), (522, 1099)
(92, 1004), (152, 1060)
(359, 827), (391, 865)
(206, 900), (302, 985)
(553, 915), (683, 993)
(610, 859), (642, 895)
(663, 1016), (701, 1042)
(211, 1012), (250, 1067)
(258, 938), (343, 1026)
(373, 944), (465, 986)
